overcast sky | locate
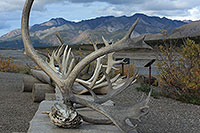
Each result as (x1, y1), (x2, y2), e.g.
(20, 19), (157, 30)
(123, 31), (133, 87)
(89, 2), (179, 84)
(0, 0), (200, 36)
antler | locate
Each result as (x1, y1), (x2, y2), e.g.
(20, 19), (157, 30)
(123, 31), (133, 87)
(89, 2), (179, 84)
(80, 73), (138, 104)
(74, 41), (123, 94)
(21, 0), (152, 132)
(70, 89), (152, 133)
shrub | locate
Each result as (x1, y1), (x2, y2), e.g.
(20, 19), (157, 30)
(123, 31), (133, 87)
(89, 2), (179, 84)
(0, 57), (31, 74)
(114, 64), (136, 77)
(136, 83), (150, 94)
(157, 39), (200, 104)
(0, 58), (18, 72)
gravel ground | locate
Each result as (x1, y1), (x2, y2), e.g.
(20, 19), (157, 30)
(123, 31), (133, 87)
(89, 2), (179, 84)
(0, 72), (39, 133)
(0, 49), (200, 133)
(0, 72), (200, 133)
(112, 85), (200, 133)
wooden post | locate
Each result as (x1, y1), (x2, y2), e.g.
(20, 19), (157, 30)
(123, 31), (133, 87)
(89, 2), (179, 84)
(148, 65), (151, 88)
(121, 63), (124, 76)
(144, 59), (156, 88)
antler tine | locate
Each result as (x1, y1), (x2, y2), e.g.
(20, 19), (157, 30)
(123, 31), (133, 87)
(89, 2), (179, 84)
(88, 64), (102, 88)
(54, 44), (65, 71)
(65, 52), (76, 78)
(139, 88), (152, 107)
(74, 73), (120, 94)
(75, 42), (105, 87)
(121, 18), (140, 41)
(103, 71), (113, 93)
(61, 45), (70, 76)
(96, 37), (124, 84)
(87, 43), (105, 82)
(80, 114), (112, 125)
(93, 74), (120, 89)
(47, 51), (58, 72)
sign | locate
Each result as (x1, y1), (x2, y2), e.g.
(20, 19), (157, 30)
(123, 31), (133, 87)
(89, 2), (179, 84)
(115, 58), (130, 64)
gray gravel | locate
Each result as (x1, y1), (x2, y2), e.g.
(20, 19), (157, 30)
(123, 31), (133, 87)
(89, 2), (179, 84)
(0, 72), (199, 133)
(0, 49), (199, 133)
(112, 85), (200, 133)
(0, 72), (39, 133)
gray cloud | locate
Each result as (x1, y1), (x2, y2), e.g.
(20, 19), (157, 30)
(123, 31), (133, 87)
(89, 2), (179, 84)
(65, 0), (200, 10)
(1, 0), (200, 13)
(67, 0), (135, 4)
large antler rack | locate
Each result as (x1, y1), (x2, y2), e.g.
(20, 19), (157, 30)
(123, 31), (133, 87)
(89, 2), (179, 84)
(21, 0), (152, 132)
(75, 41), (125, 92)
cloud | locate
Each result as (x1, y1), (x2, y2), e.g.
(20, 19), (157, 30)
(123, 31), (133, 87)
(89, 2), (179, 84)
(0, 0), (24, 12)
(66, 0), (134, 5)
(0, 0), (67, 12)
(1, 0), (200, 16)
(188, 7), (200, 20)
(167, 6), (200, 20)
(0, 21), (10, 30)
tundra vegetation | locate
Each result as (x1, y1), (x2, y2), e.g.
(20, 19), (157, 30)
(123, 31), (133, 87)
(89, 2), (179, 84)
(0, 57), (30, 74)
(0, 58), (17, 72)
(157, 39), (200, 105)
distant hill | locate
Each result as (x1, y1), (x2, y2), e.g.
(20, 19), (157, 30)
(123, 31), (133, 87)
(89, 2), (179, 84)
(0, 13), (189, 49)
(169, 20), (200, 38)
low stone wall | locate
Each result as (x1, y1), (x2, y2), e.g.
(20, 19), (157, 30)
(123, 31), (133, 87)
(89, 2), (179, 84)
(28, 100), (138, 133)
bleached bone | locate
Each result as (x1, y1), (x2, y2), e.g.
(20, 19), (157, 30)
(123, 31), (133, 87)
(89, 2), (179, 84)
(70, 89), (152, 133)
(75, 40), (124, 92)
(21, 0), (152, 132)
(76, 41), (124, 86)
(87, 43), (105, 82)
(61, 45), (71, 76)
(96, 37), (125, 84)
(81, 72), (137, 104)
(53, 45), (65, 70)
(74, 74), (120, 94)
(47, 51), (58, 72)
(65, 52), (75, 78)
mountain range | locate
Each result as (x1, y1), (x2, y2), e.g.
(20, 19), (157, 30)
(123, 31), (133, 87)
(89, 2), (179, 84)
(0, 13), (199, 49)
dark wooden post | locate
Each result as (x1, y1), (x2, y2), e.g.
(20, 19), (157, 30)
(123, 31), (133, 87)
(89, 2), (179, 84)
(144, 59), (156, 88)
(149, 65), (151, 88)
(121, 63), (124, 76)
